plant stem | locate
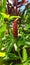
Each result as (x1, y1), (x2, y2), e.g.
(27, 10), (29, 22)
(17, 49), (23, 64)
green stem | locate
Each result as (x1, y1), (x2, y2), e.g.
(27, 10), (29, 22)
(17, 49), (23, 64)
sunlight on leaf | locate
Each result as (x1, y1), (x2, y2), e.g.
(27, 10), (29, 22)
(0, 52), (6, 57)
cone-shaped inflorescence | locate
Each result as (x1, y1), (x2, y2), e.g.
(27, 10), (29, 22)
(13, 18), (18, 38)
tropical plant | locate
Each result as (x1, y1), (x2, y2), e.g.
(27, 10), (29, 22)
(0, 0), (30, 65)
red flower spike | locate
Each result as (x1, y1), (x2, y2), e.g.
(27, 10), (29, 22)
(13, 18), (18, 38)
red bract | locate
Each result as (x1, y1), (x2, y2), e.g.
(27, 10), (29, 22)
(13, 18), (18, 38)
(22, 0), (27, 3)
(18, 0), (27, 5)
(6, 0), (28, 15)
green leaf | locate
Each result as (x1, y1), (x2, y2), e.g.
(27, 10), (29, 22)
(0, 52), (6, 57)
(7, 53), (19, 60)
(22, 47), (29, 65)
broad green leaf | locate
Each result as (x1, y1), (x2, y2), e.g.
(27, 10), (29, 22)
(0, 12), (20, 19)
(0, 12), (10, 18)
(22, 47), (29, 65)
